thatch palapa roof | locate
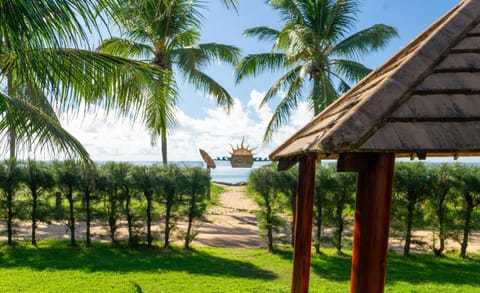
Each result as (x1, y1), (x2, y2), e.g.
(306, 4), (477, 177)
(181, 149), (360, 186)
(271, 0), (480, 162)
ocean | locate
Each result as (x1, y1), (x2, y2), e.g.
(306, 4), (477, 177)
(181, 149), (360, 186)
(175, 160), (271, 184)
(131, 160), (272, 184)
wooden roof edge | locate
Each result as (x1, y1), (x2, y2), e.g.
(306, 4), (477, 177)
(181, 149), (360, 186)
(272, 150), (480, 164)
(314, 0), (480, 153)
(270, 0), (480, 161)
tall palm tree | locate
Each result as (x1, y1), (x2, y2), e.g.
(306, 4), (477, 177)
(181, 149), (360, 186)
(98, 0), (241, 165)
(236, 0), (398, 142)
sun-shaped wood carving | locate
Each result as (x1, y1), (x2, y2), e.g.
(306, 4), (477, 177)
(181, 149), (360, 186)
(229, 138), (255, 168)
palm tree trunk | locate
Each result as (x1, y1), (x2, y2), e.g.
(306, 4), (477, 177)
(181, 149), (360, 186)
(161, 126), (168, 166)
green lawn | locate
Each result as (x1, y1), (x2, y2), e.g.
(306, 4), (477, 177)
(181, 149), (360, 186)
(0, 241), (479, 292)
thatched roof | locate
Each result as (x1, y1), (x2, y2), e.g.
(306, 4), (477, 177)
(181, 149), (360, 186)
(271, 0), (480, 161)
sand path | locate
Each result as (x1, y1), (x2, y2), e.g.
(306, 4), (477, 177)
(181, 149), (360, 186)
(191, 185), (264, 248)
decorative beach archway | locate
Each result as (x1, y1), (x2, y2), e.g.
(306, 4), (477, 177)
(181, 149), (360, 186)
(269, 1), (480, 292)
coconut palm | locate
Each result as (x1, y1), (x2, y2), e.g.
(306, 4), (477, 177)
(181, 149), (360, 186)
(1, 0), (173, 164)
(236, 0), (398, 141)
(98, 0), (241, 165)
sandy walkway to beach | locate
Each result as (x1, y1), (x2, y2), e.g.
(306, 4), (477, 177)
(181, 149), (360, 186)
(191, 185), (264, 248)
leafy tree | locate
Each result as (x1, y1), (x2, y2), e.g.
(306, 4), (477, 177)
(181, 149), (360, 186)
(248, 164), (286, 252)
(182, 167), (210, 249)
(428, 164), (455, 256)
(452, 165), (480, 258)
(392, 162), (431, 256)
(236, 0), (398, 141)
(273, 166), (297, 247)
(159, 165), (184, 248)
(313, 165), (334, 254)
(117, 163), (138, 248)
(98, 0), (240, 165)
(22, 161), (55, 246)
(0, 159), (23, 245)
(324, 170), (355, 254)
(78, 166), (96, 247)
(54, 161), (81, 246)
(96, 163), (123, 246)
(130, 165), (158, 248)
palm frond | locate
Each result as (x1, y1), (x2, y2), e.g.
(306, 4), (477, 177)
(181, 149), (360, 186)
(174, 43), (240, 69)
(97, 37), (154, 60)
(323, 0), (359, 42)
(236, 53), (289, 82)
(332, 59), (371, 83)
(181, 68), (234, 110)
(243, 26), (280, 41)
(14, 48), (172, 117)
(268, 0), (307, 27)
(261, 65), (303, 107)
(333, 24), (399, 60)
(0, 0), (103, 51)
(0, 91), (92, 164)
(221, 0), (239, 12)
(263, 73), (304, 143)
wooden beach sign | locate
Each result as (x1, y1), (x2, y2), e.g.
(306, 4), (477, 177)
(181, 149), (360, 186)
(199, 149), (216, 169)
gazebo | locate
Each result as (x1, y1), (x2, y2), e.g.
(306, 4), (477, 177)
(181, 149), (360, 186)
(269, 0), (480, 292)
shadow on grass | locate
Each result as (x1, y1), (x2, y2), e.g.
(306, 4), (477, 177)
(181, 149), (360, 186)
(386, 253), (480, 286)
(0, 241), (276, 280)
(275, 248), (480, 287)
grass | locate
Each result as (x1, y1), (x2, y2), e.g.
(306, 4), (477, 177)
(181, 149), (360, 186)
(0, 241), (479, 292)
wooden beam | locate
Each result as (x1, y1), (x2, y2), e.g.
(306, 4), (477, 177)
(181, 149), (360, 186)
(291, 155), (317, 293)
(278, 157), (299, 171)
(345, 153), (395, 293)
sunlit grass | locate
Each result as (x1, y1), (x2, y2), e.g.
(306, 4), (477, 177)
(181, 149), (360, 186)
(0, 241), (478, 292)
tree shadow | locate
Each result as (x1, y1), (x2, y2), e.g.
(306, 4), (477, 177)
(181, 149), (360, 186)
(0, 241), (277, 280)
(275, 248), (480, 287)
(386, 254), (480, 286)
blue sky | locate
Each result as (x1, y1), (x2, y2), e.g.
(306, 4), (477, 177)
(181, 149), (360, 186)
(61, 0), (461, 162)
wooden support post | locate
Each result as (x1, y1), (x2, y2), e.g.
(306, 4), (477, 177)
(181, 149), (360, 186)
(291, 155), (317, 293)
(338, 153), (395, 293)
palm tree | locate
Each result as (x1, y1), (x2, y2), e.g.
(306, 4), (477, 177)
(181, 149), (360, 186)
(98, 0), (241, 165)
(1, 0), (175, 164)
(236, 0), (398, 141)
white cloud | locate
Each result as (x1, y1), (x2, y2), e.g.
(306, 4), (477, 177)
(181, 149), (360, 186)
(58, 90), (313, 162)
